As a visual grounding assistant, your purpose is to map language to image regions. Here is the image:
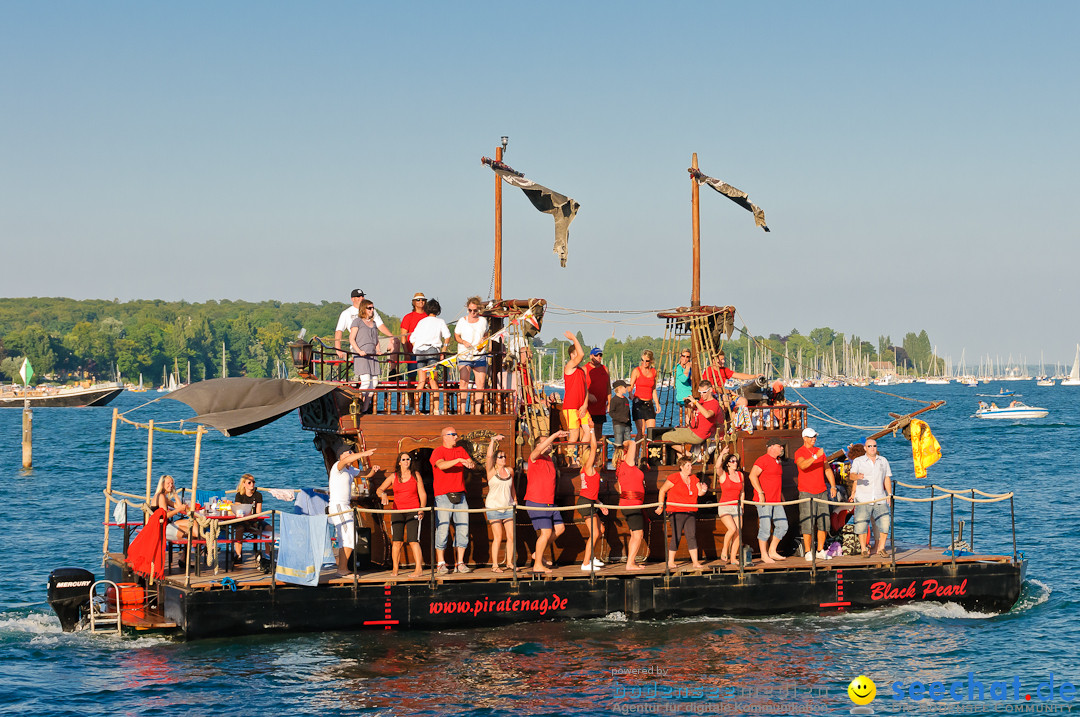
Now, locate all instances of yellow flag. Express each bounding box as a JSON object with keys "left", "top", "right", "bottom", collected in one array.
[{"left": 909, "top": 419, "right": 941, "bottom": 479}]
